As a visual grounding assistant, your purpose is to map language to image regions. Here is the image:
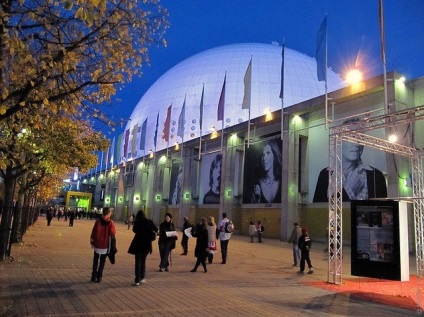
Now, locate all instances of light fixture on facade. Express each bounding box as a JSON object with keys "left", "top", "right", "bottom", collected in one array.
[{"left": 345, "top": 68, "right": 363, "bottom": 85}]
